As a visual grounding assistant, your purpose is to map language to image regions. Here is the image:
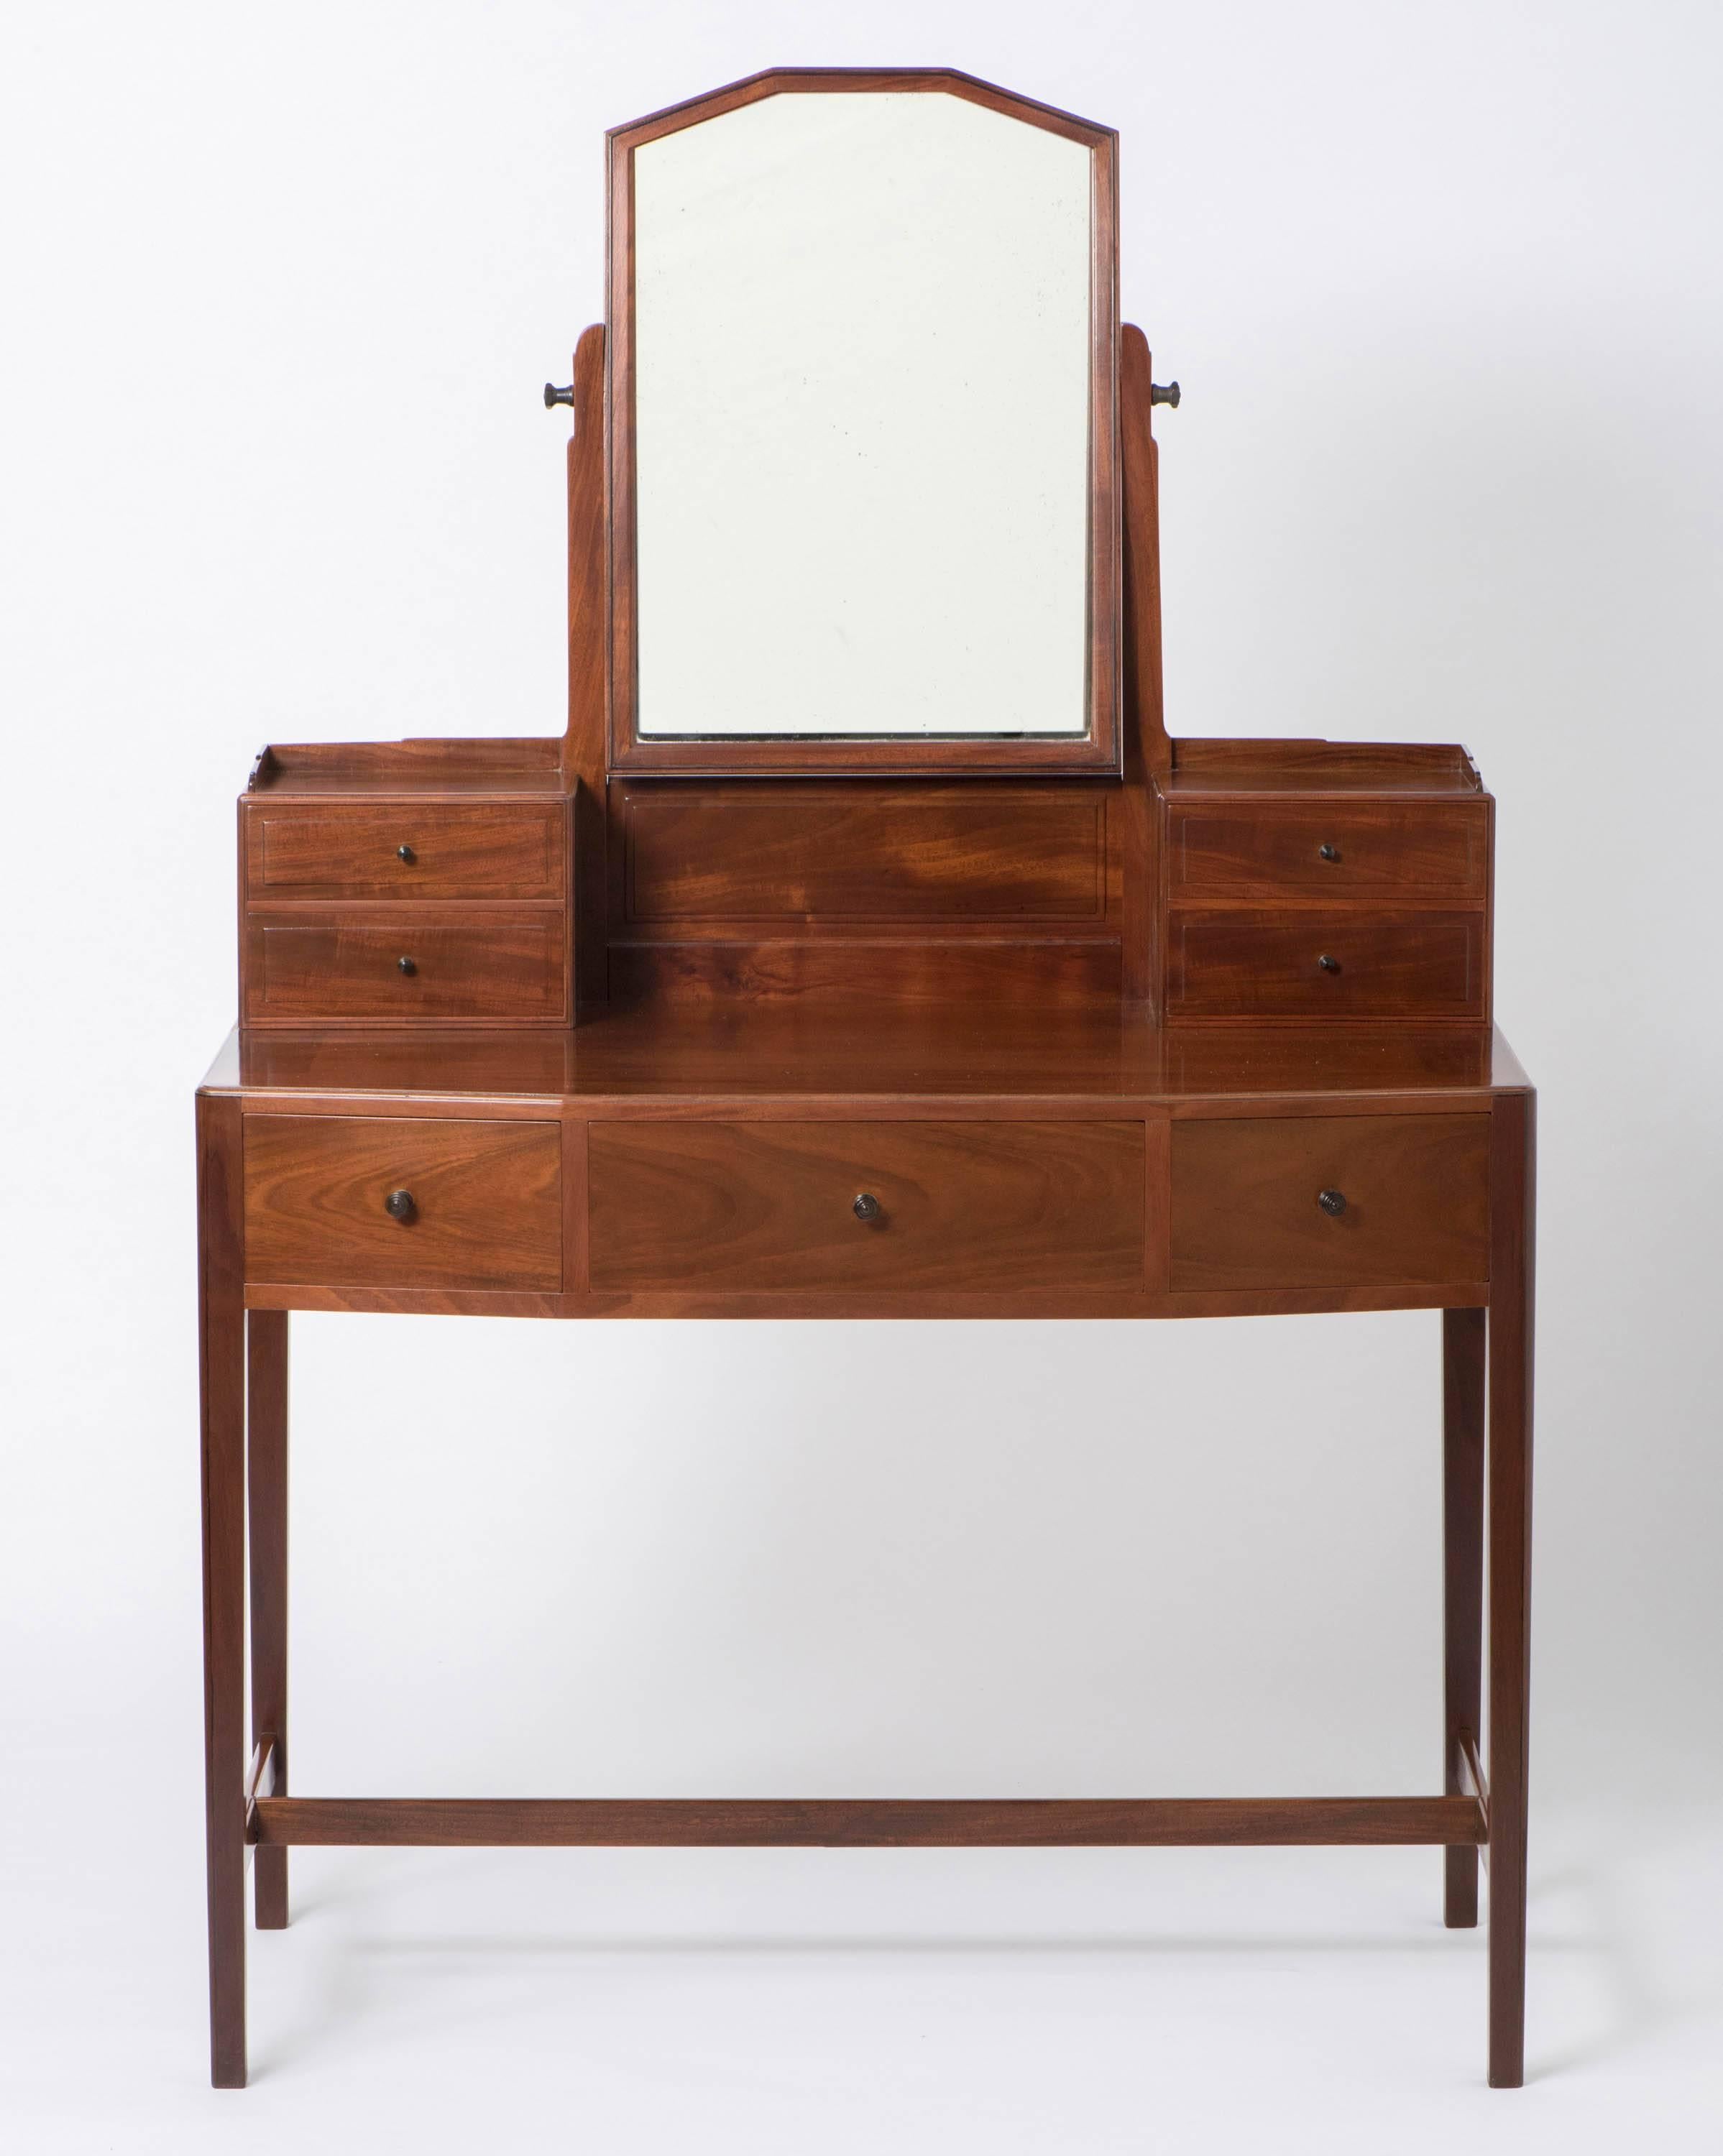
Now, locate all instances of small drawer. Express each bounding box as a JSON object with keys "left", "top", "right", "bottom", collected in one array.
[
  {"left": 245, "top": 803, "right": 567, "bottom": 900},
  {"left": 1170, "top": 1112, "right": 1489, "bottom": 1291},
  {"left": 589, "top": 1120, "right": 1145, "bottom": 1294},
  {"left": 1168, "top": 801, "right": 1487, "bottom": 898},
  {"left": 1165, "top": 907, "right": 1484, "bottom": 1020},
  {"left": 244, "top": 1115, "right": 562, "bottom": 1290},
  {"left": 244, "top": 910, "right": 566, "bottom": 1023}
]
